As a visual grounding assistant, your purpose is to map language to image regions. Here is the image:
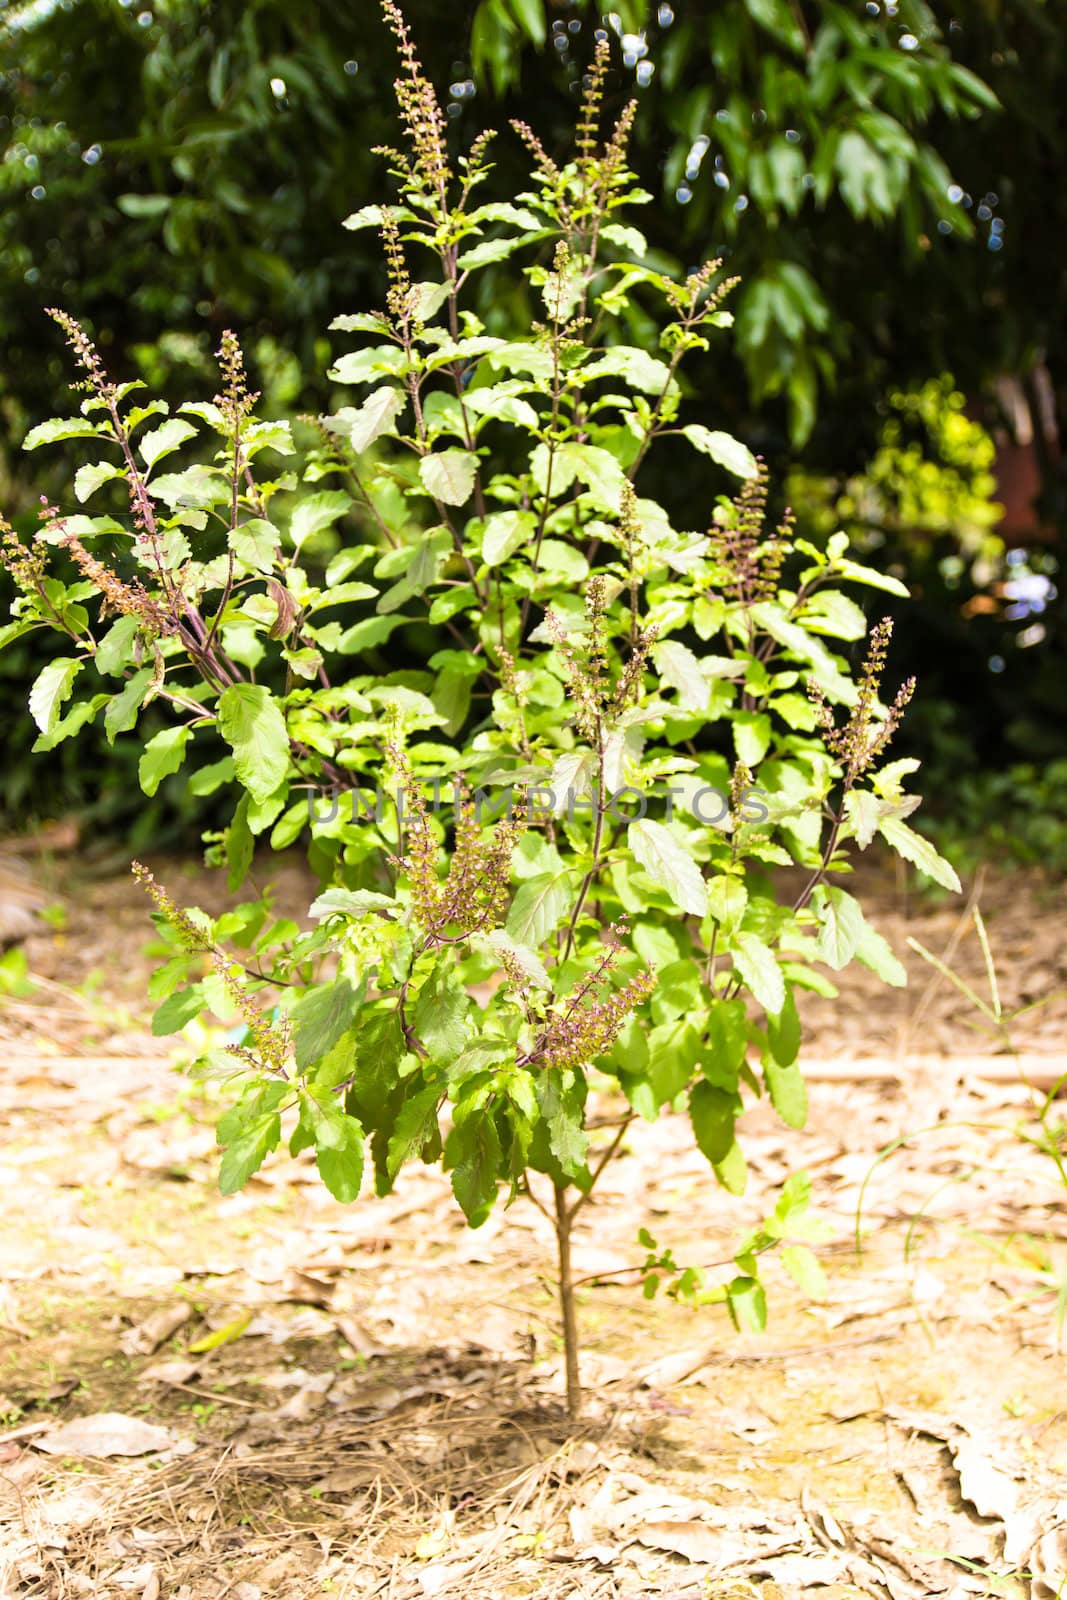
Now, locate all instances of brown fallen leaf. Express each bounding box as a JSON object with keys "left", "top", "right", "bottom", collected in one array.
[
  {"left": 1003, "top": 1497, "right": 1067, "bottom": 1599},
  {"left": 0, "top": 1418, "right": 53, "bottom": 1446},
  {"left": 632, "top": 1519, "right": 723, "bottom": 1563},
  {"left": 335, "top": 1314, "right": 388, "bottom": 1358},
  {"left": 637, "top": 1344, "right": 716, "bottom": 1390},
  {"left": 120, "top": 1302, "right": 193, "bottom": 1356},
  {"left": 313, "top": 1463, "right": 380, "bottom": 1494},
  {"left": 948, "top": 1433, "right": 1020, "bottom": 1521},
  {"left": 32, "top": 1413, "right": 176, "bottom": 1458},
  {"left": 275, "top": 1379, "right": 334, "bottom": 1421},
  {"left": 109, "top": 1563, "right": 157, "bottom": 1592},
  {"left": 1029, "top": 1516, "right": 1067, "bottom": 1600},
  {"left": 137, "top": 1359, "right": 202, "bottom": 1386},
  {"left": 278, "top": 1269, "right": 336, "bottom": 1307},
  {"left": 33, "top": 1378, "right": 80, "bottom": 1404}
]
